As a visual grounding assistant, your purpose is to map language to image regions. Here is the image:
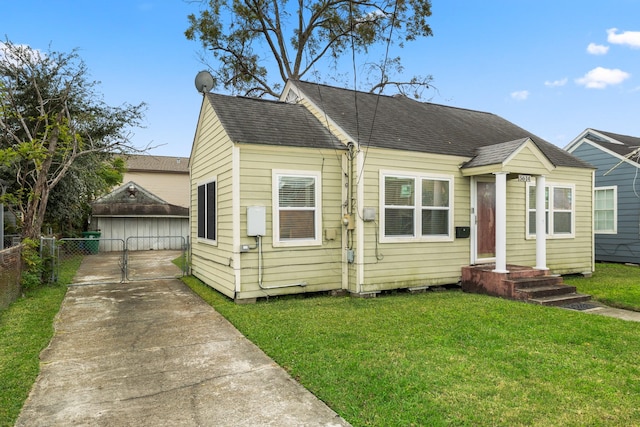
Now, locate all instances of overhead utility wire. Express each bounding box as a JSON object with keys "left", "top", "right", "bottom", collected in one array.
[{"left": 355, "top": 0, "right": 399, "bottom": 187}]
